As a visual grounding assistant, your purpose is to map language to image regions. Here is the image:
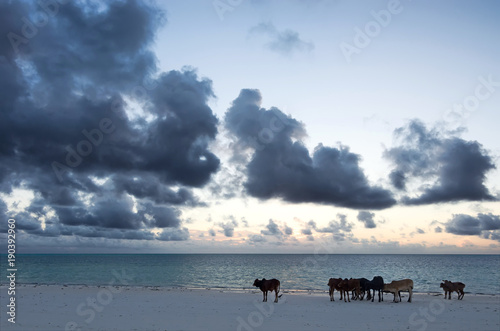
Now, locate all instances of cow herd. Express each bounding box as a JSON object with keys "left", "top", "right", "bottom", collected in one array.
[
  {"left": 327, "top": 277, "right": 413, "bottom": 303},
  {"left": 253, "top": 277, "right": 466, "bottom": 303}
]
